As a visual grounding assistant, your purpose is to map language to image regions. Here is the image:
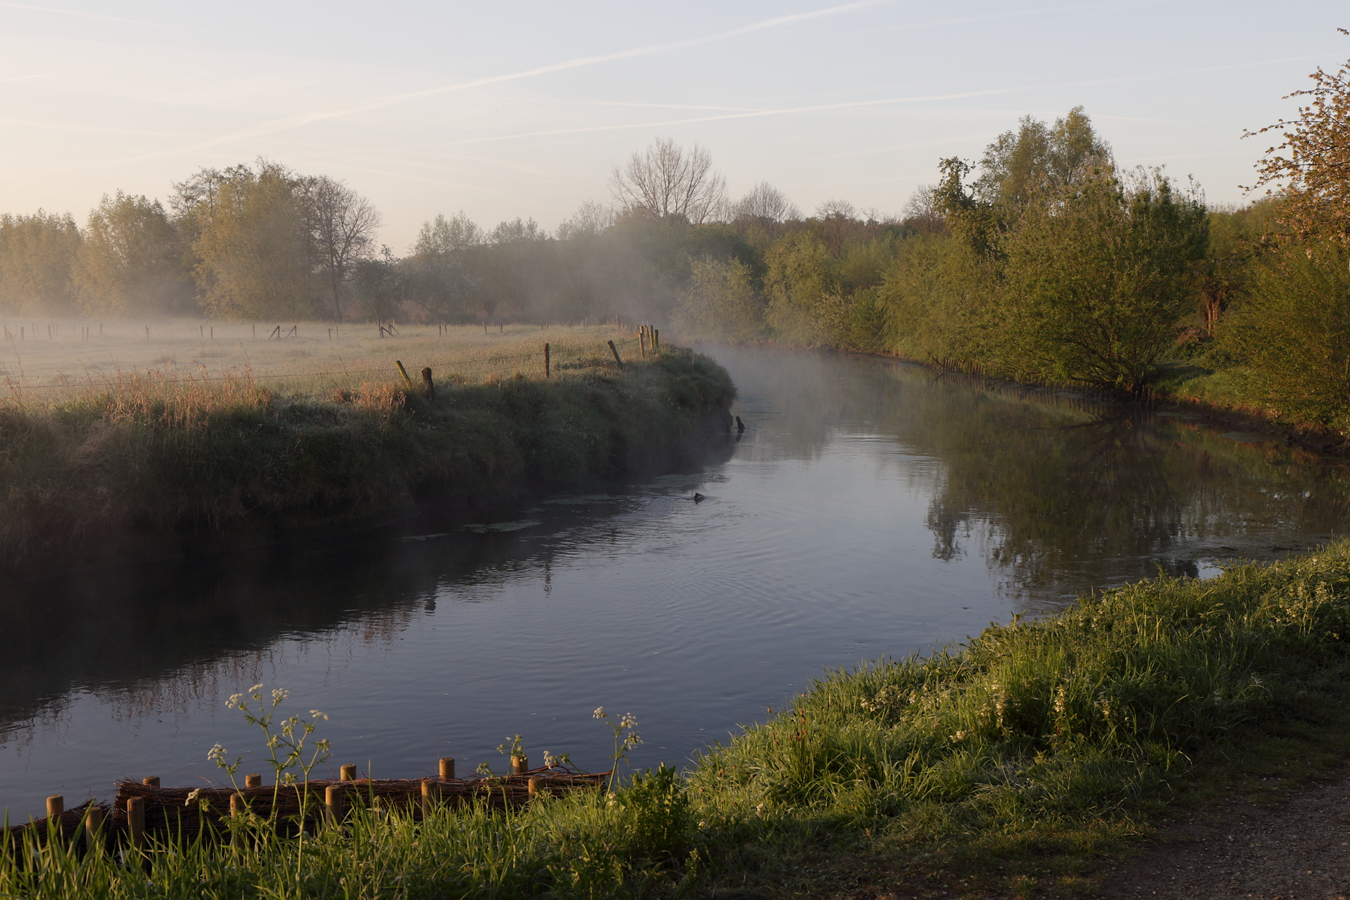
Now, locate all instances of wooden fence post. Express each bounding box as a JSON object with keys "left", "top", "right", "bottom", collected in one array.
[
  {"left": 544, "top": 343, "right": 551, "bottom": 379},
  {"left": 127, "top": 796, "right": 145, "bottom": 856},
  {"left": 439, "top": 757, "right": 455, "bottom": 780},
  {"left": 325, "top": 784, "right": 345, "bottom": 827},
  {"left": 84, "top": 806, "right": 103, "bottom": 855},
  {"left": 607, "top": 341, "right": 624, "bottom": 370}
]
